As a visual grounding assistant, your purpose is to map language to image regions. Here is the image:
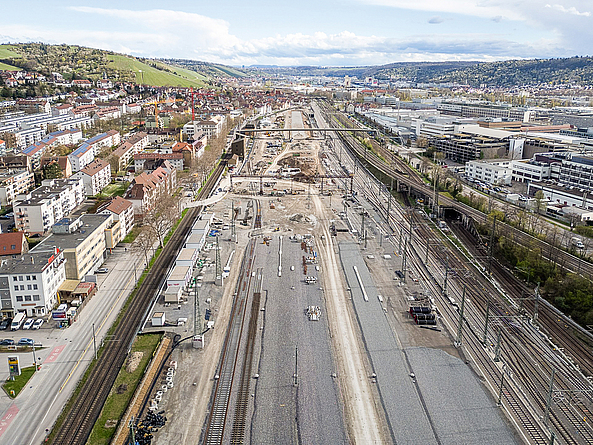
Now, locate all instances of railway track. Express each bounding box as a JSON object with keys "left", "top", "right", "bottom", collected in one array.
[
  {"left": 319, "top": 100, "right": 593, "bottom": 280},
  {"left": 203, "top": 238, "right": 257, "bottom": 445},
  {"left": 320, "top": 118, "right": 583, "bottom": 443},
  {"left": 50, "top": 159, "right": 228, "bottom": 445}
]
